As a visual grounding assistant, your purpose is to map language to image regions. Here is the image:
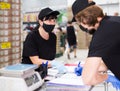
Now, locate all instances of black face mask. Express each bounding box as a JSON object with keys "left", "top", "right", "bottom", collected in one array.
[
  {"left": 79, "top": 25, "right": 88, "bottom": 33},
  {"left": 43, "top": 23, "right": 55, "bottom": 33},
  {"left": 88, "top": 29, "right": 96, "bottom": 34},
  {"left": 79, "top": 25, "right": 96, "bottom": 35}
]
